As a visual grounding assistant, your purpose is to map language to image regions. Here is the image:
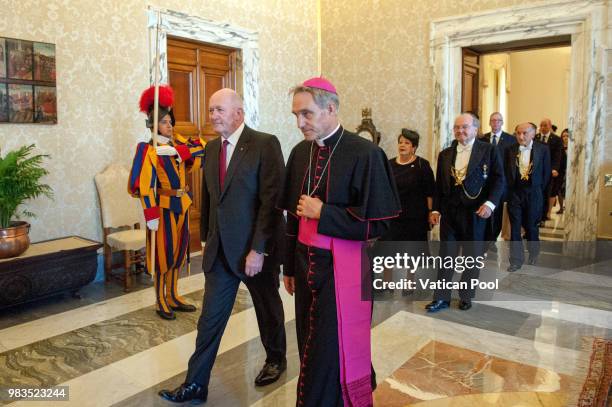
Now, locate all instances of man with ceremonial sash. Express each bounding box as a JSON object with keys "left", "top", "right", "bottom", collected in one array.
[
  {"left": 279, "top": 77, "right": 400, "bottom": 406},
  {"left": 506, "top": 122, "right": 551, "bottom": 272},
  {"left": 428, "top": 113, "right": 505, "bottom": 312}
]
